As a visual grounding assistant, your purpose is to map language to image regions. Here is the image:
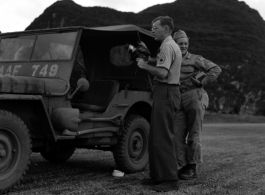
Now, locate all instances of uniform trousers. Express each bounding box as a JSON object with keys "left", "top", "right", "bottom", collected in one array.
[
  {"left": 149, "top": 82, "right": 181, "bottom": 181},
  {"left": 175, "top": 88, "right": 209, "bottom": 166}
]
